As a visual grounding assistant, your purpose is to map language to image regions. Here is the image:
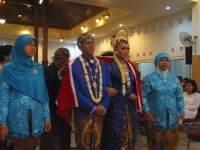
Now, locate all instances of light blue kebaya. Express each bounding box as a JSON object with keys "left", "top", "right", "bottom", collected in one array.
[
  {"left": 142, "top": 53, "right": 184, "bottom": 131},
  {"left": 0, "top": 34, "right": 50, "bottom": 138}
]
